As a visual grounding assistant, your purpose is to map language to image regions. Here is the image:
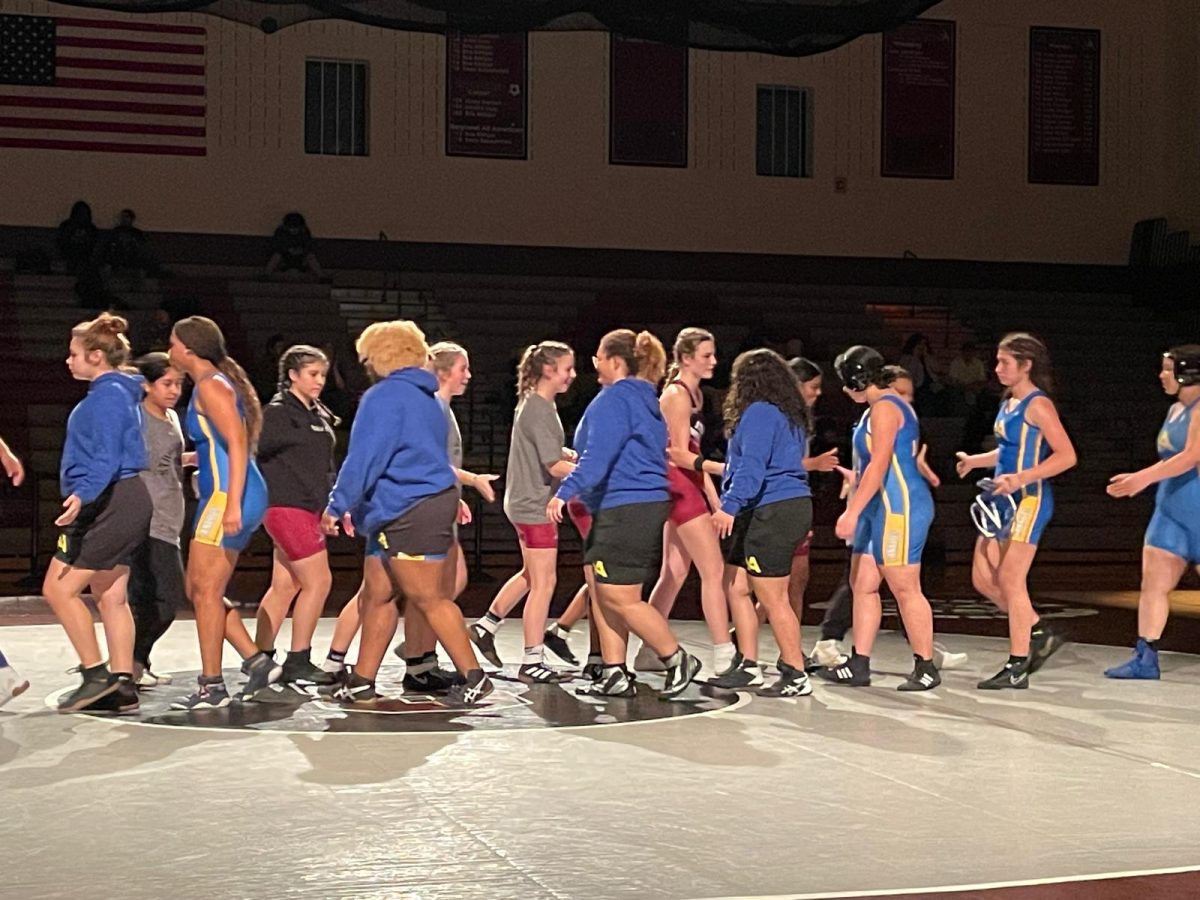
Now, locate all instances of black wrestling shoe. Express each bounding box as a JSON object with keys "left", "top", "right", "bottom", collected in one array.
[
  {"left": 708, "top": 656, "right": 763, "bottom": 689},
  {"left": 897, "top": 655, "right": 941, "bottom": 692},
  {"left": 518, "top": 662, "right": 569, "bottom": 684},
  {"left": 660, "top": 650, "right": 702, "bottom": 699},
  {"left": 402, "top": 666, "right": 456, "bottom": 694},
  {"left": 238, "top": 652, "right": 283, "bottom": 701},
  {"left": 577, "top": 665, "right": 637, "bottom": 697},
  {"left": 87, "top": 674, "right": 140, "bottom": 714},
  {"left": 977, "top": 657, "right": 1030, "bottom": 690},
  {"left": 57, "top": 663, "right": 117, "bottom": 712},
  {"left": 542, "top": 629, "right": 579, "bottom": 666},
  {"left": 1028, "top": 624, "right": 1067, "bottom": 674},
  {"left": 815, "top": 652, "right": 871, "bottom": 687},
  {"left": 446, "top": 669, "right": 494, "bottom": 706},
  {"left": 282, "top": 654, "right": 337, "bottom": 687},
  {"left": 759, "top": 662, "right": 813, "bottom": 697},
  {"left": 332, "top": 672, "right": 377, "bottom": 703},
  {"left": 470, "top": 623, "right": 503, "bottom": 668}
]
